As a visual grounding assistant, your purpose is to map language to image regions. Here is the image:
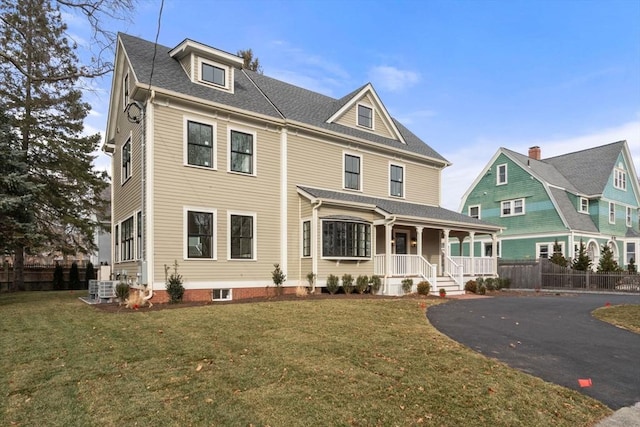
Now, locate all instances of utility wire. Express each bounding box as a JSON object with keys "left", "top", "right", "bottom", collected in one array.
[{"left": 147, "top": 0, "right": 165, "bottom": 92}]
